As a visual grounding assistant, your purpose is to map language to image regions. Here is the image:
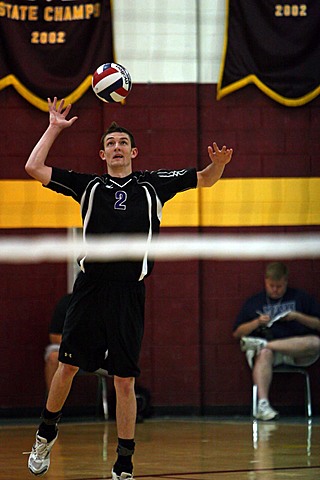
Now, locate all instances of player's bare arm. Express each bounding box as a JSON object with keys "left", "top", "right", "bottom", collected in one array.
[
  {"left": 197, "top": 142, "right": 233, "bottom": 188},
  {"left": 25, "top": 97, "right": 78, "bottom": 186}
]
